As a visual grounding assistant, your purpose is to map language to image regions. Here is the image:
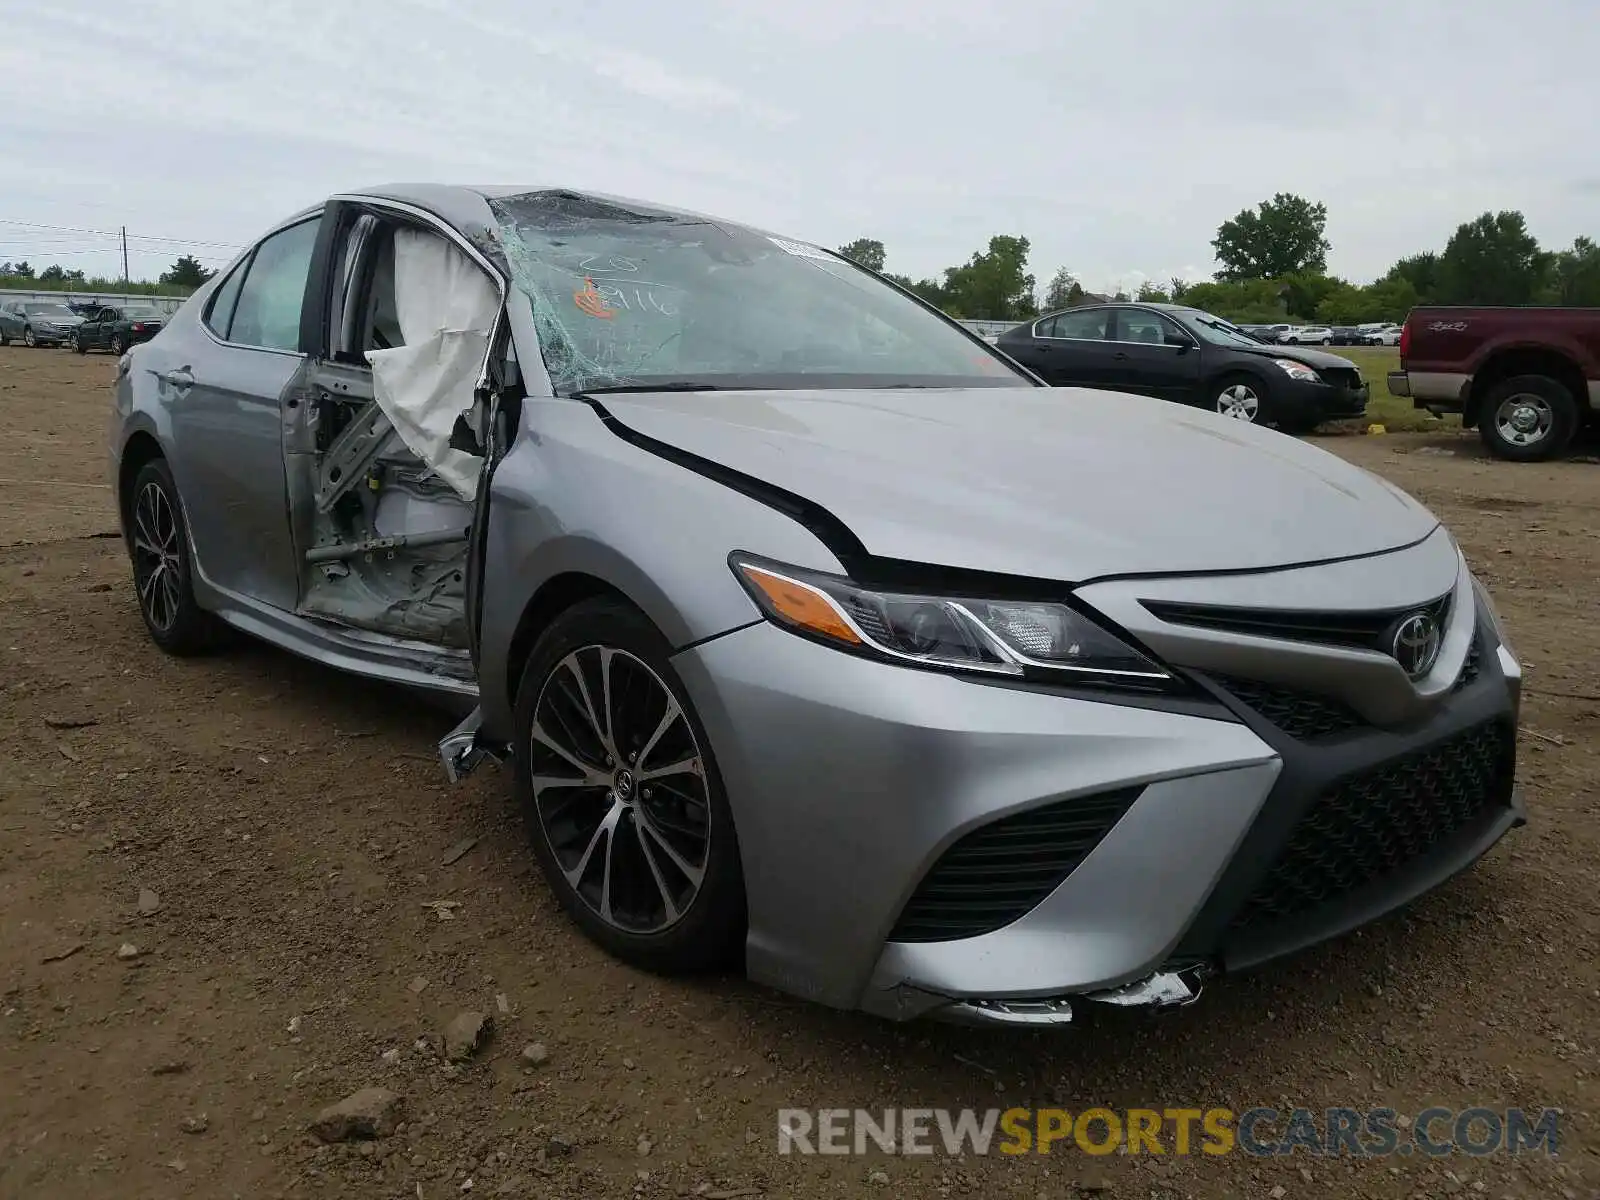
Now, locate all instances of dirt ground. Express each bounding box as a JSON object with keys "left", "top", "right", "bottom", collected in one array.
[{"left": 1, "top": 344, "right": 1595, "bottom": 1200}]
